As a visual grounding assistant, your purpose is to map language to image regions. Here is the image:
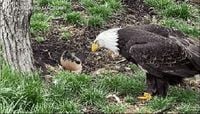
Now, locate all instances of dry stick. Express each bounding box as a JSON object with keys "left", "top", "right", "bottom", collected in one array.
[{"left": 115, "top": 58, "right": 127, "bottom": 64}]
